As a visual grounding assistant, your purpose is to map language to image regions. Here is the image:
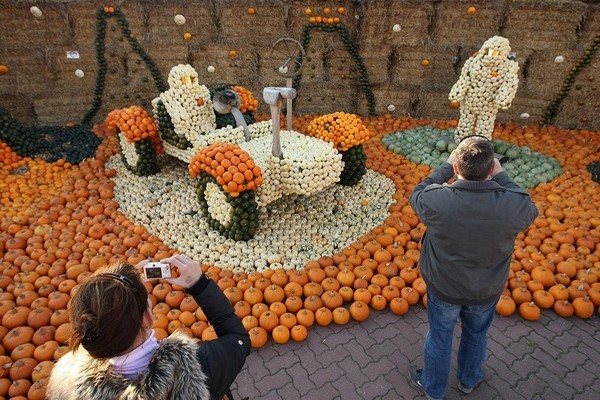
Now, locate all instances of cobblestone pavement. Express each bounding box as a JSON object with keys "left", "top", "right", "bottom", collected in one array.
[{"left": 231, "top": 305, "right": 600, "bottom": 400}]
